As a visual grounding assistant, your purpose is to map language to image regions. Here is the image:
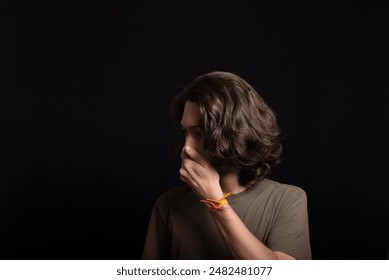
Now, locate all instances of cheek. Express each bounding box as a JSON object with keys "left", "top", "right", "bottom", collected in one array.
[
  {"left": 192, "top": 141, "right": 204, "bottom": 154},
  {"left": 185, "top": 137, "right": 205, "bottom": 156},
  {"left": 197, "top": 138, "right": 208, "bottom": 157},
  {"left": 184, "top": 134, "right": 205, "bottom": 151}
]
